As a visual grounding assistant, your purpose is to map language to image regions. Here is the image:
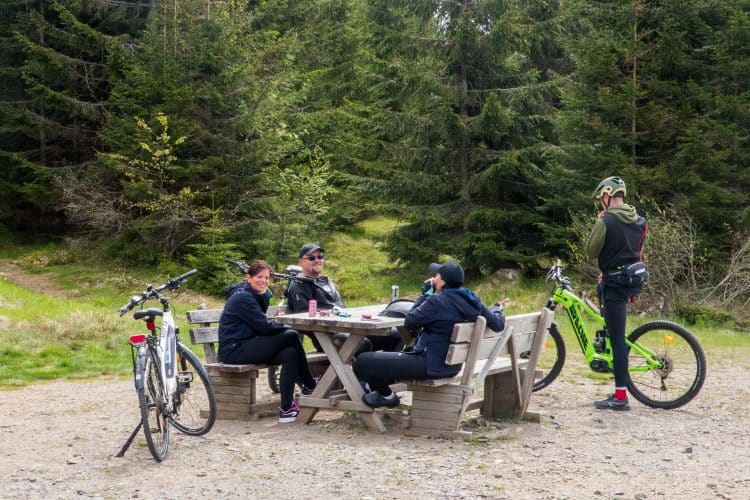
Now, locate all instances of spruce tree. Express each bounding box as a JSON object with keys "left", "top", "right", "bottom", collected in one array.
[
  {"left": 364, "top": 0, "right": 563, "bottom": 273},
  {"left": 554, "top": 0, "right": 750, "bottom": 269}
]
